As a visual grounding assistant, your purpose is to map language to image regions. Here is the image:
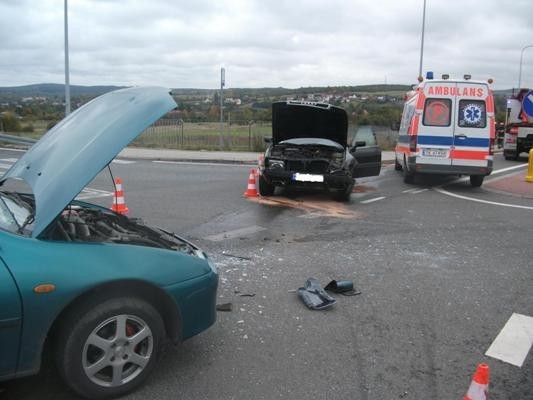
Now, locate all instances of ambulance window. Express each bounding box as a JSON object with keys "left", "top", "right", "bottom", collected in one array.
[
  {"left": 458, "top": 100, "right": 486, "bottom": 128},
  {"left": 423, "top": 98, "right": 451, "bottom": 127}
]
